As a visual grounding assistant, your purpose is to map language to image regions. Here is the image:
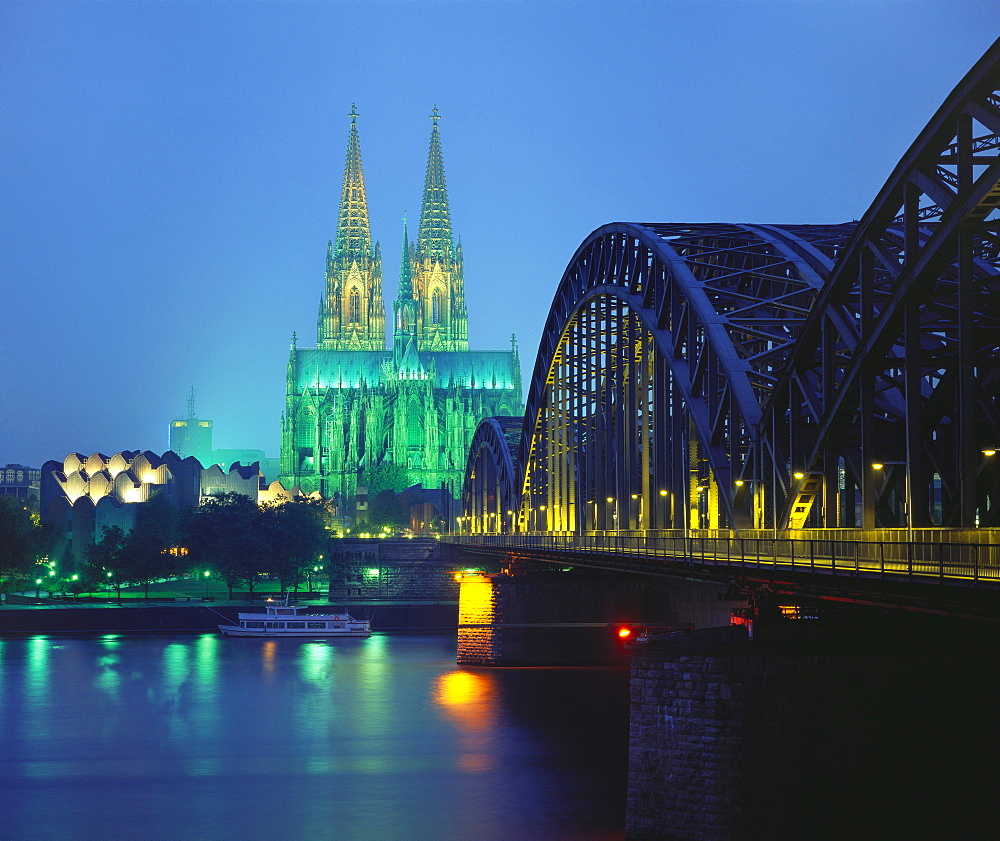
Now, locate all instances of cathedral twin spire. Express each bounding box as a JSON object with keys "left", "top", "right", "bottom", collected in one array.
[
  {"left": 318, "top": 106, "right": 468, "bottom": 353},
  {"left": 335, "top": 104, "right": 373, "bottom": 259}
]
